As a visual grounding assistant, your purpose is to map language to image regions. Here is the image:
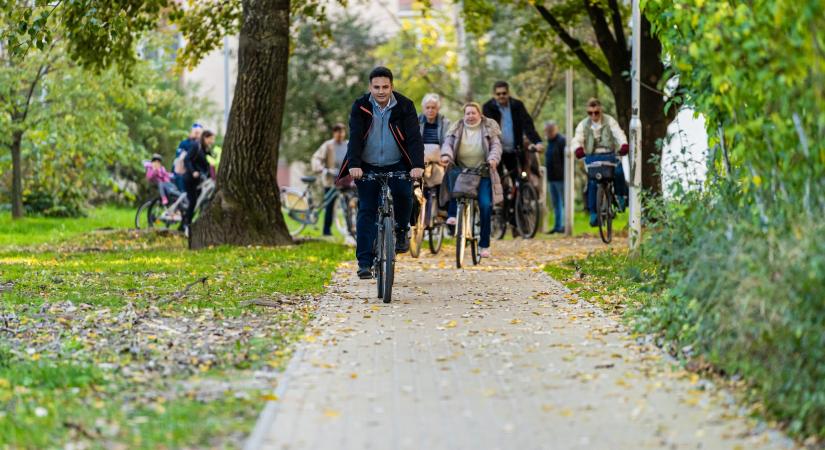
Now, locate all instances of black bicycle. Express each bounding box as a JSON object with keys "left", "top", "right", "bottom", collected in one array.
[
  {"left": 492, "top": 159, "right": 540, "bottom": 240},
  {"left": 586, "top": 158, "right": 618, "bottom": 244},
  {"left": 360, "top": 171, "right": 411, "bottom": 304}
]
